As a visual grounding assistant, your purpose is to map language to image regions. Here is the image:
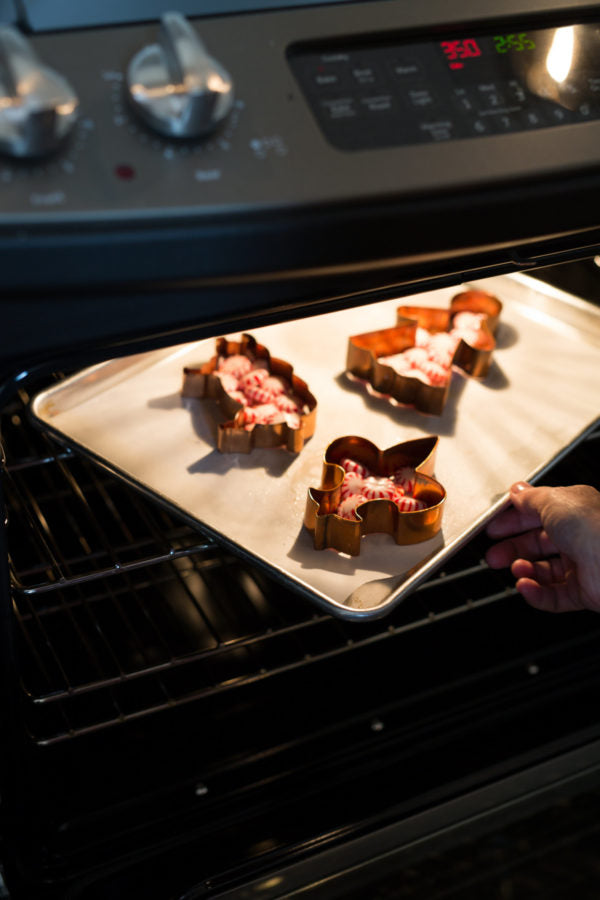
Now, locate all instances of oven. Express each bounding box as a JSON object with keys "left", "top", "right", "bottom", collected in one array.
[{"left": 1, "top": 3, "right": 600, "bottom": 898}]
